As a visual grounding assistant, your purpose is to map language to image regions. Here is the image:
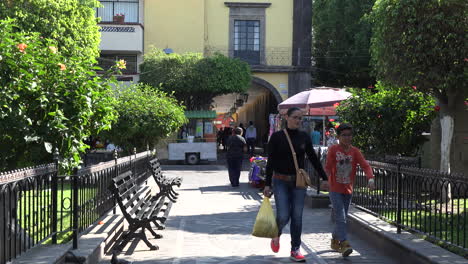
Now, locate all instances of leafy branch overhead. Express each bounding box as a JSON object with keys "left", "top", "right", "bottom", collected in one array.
[
  {"left": 337, "top": 83, "right": 435, "bottom": 156},
  {"left": 312, "top": 0, "right": 375, "bottom": 88},
  {"left": 370, "top": 0, "right": 467, "bottom": 110},
  {"left": 139, "top": 48, "right": 252, "bottom": 110}
]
